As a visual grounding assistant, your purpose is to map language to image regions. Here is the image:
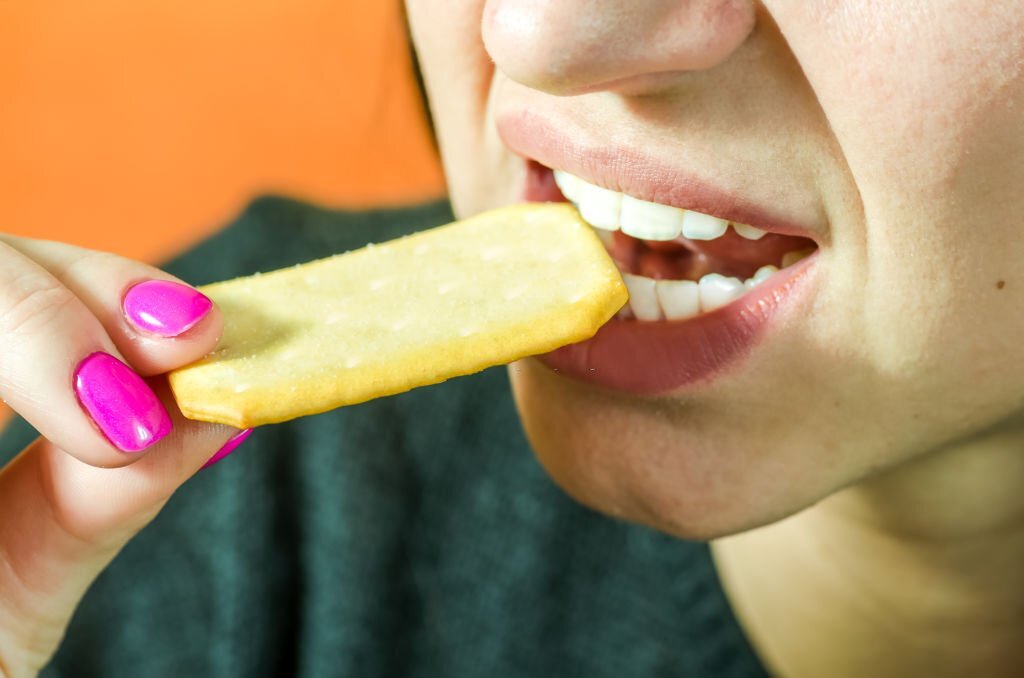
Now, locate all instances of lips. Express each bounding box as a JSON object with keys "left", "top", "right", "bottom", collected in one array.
[
  {"left": 540, "top": 248, "right": 818, "bottom": 394},
  {"left": 503, "top": 117, "right": 822, "bottom": 394},
  {"left": 499, "top": 108, "right": 826, "bottom": 242}
]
